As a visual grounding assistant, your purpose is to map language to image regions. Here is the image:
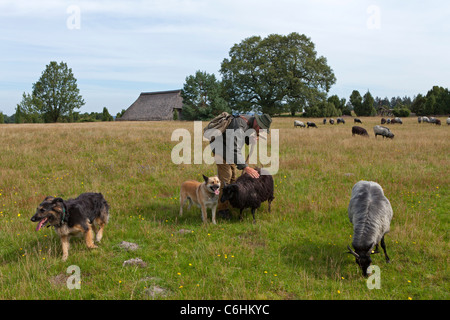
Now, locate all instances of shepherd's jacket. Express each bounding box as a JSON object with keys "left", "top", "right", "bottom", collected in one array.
[{"left": 210, "top": 115, "right": 253, "bottom": 170}]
